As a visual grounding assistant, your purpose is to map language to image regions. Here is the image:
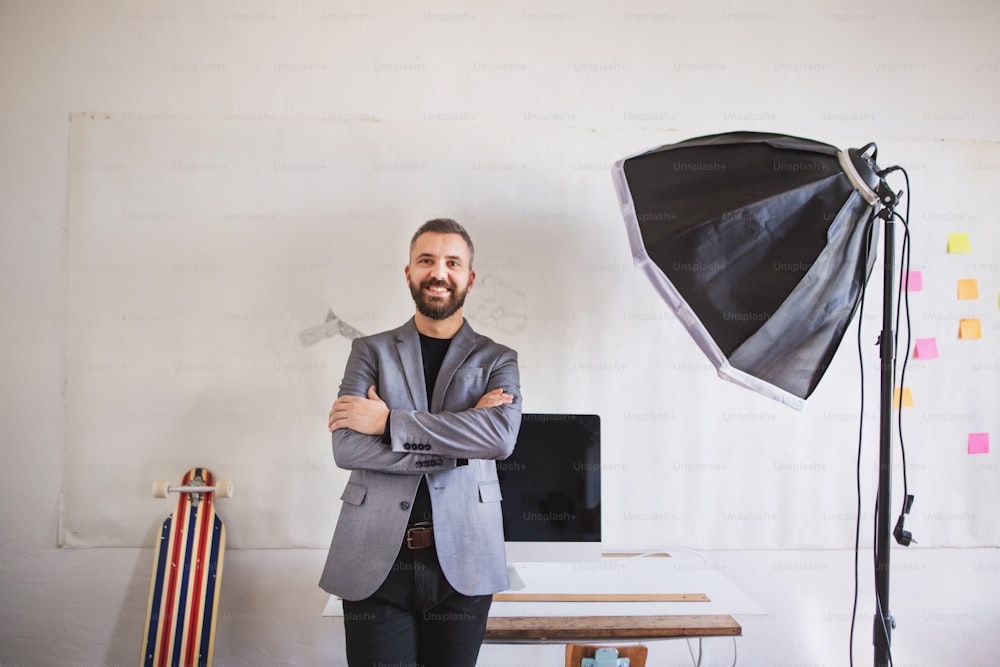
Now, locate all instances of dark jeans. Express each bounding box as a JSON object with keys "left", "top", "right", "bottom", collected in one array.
[{"left": 342, "top": 540, "right": 492, "bottom": 667}]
